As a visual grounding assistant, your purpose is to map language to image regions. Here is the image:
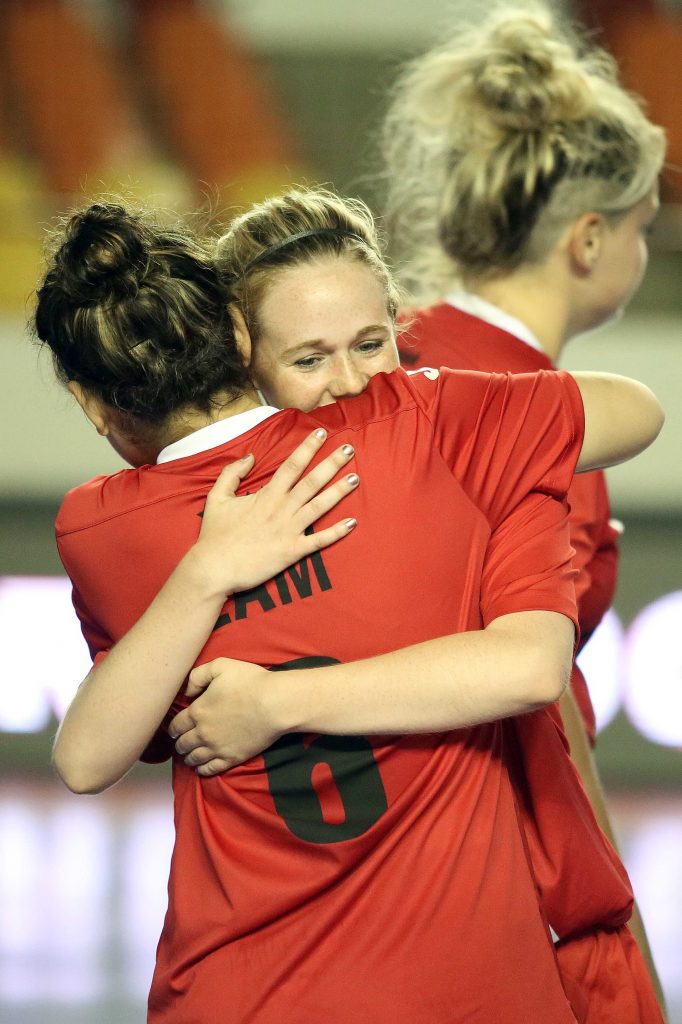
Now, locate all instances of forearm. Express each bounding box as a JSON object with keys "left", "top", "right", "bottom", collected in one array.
[
  {"left": 53, "top": 547, "right": 227, "bottom": 793},
  {"left": 269, "top": 613, "right": 574, "bottom": 737}
]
